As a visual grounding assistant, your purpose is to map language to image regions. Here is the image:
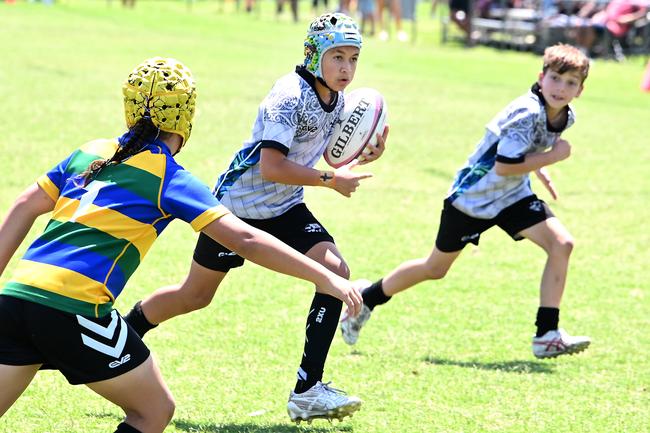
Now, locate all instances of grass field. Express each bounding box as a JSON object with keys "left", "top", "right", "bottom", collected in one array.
[{"left": 1, "top": 1, "right": 649, "bottom": 432}]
